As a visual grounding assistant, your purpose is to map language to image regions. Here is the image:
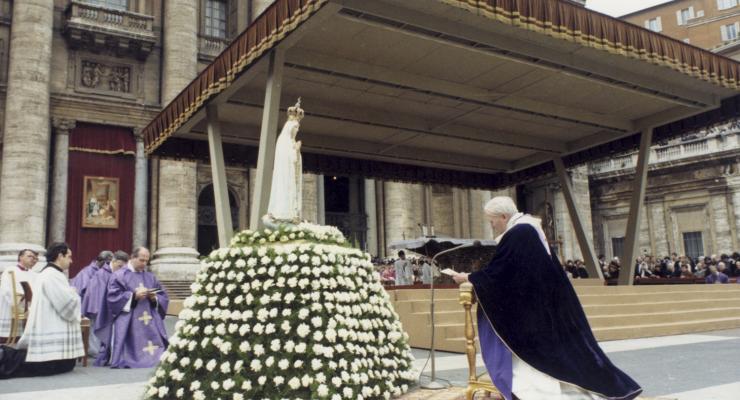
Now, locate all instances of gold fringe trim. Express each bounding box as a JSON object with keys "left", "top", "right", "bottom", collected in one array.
[
  {"left": 145, "top": 0, "right": 328, "bottom": 155},
  {"left": 69, "top": 147, "right": 135, "bottom": 156},
  {"left": 440, "top": 0, "right": 739, "bottom": 90},
  {"left": 146, "top": 0, "right": 739, "bottom": 156}
]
